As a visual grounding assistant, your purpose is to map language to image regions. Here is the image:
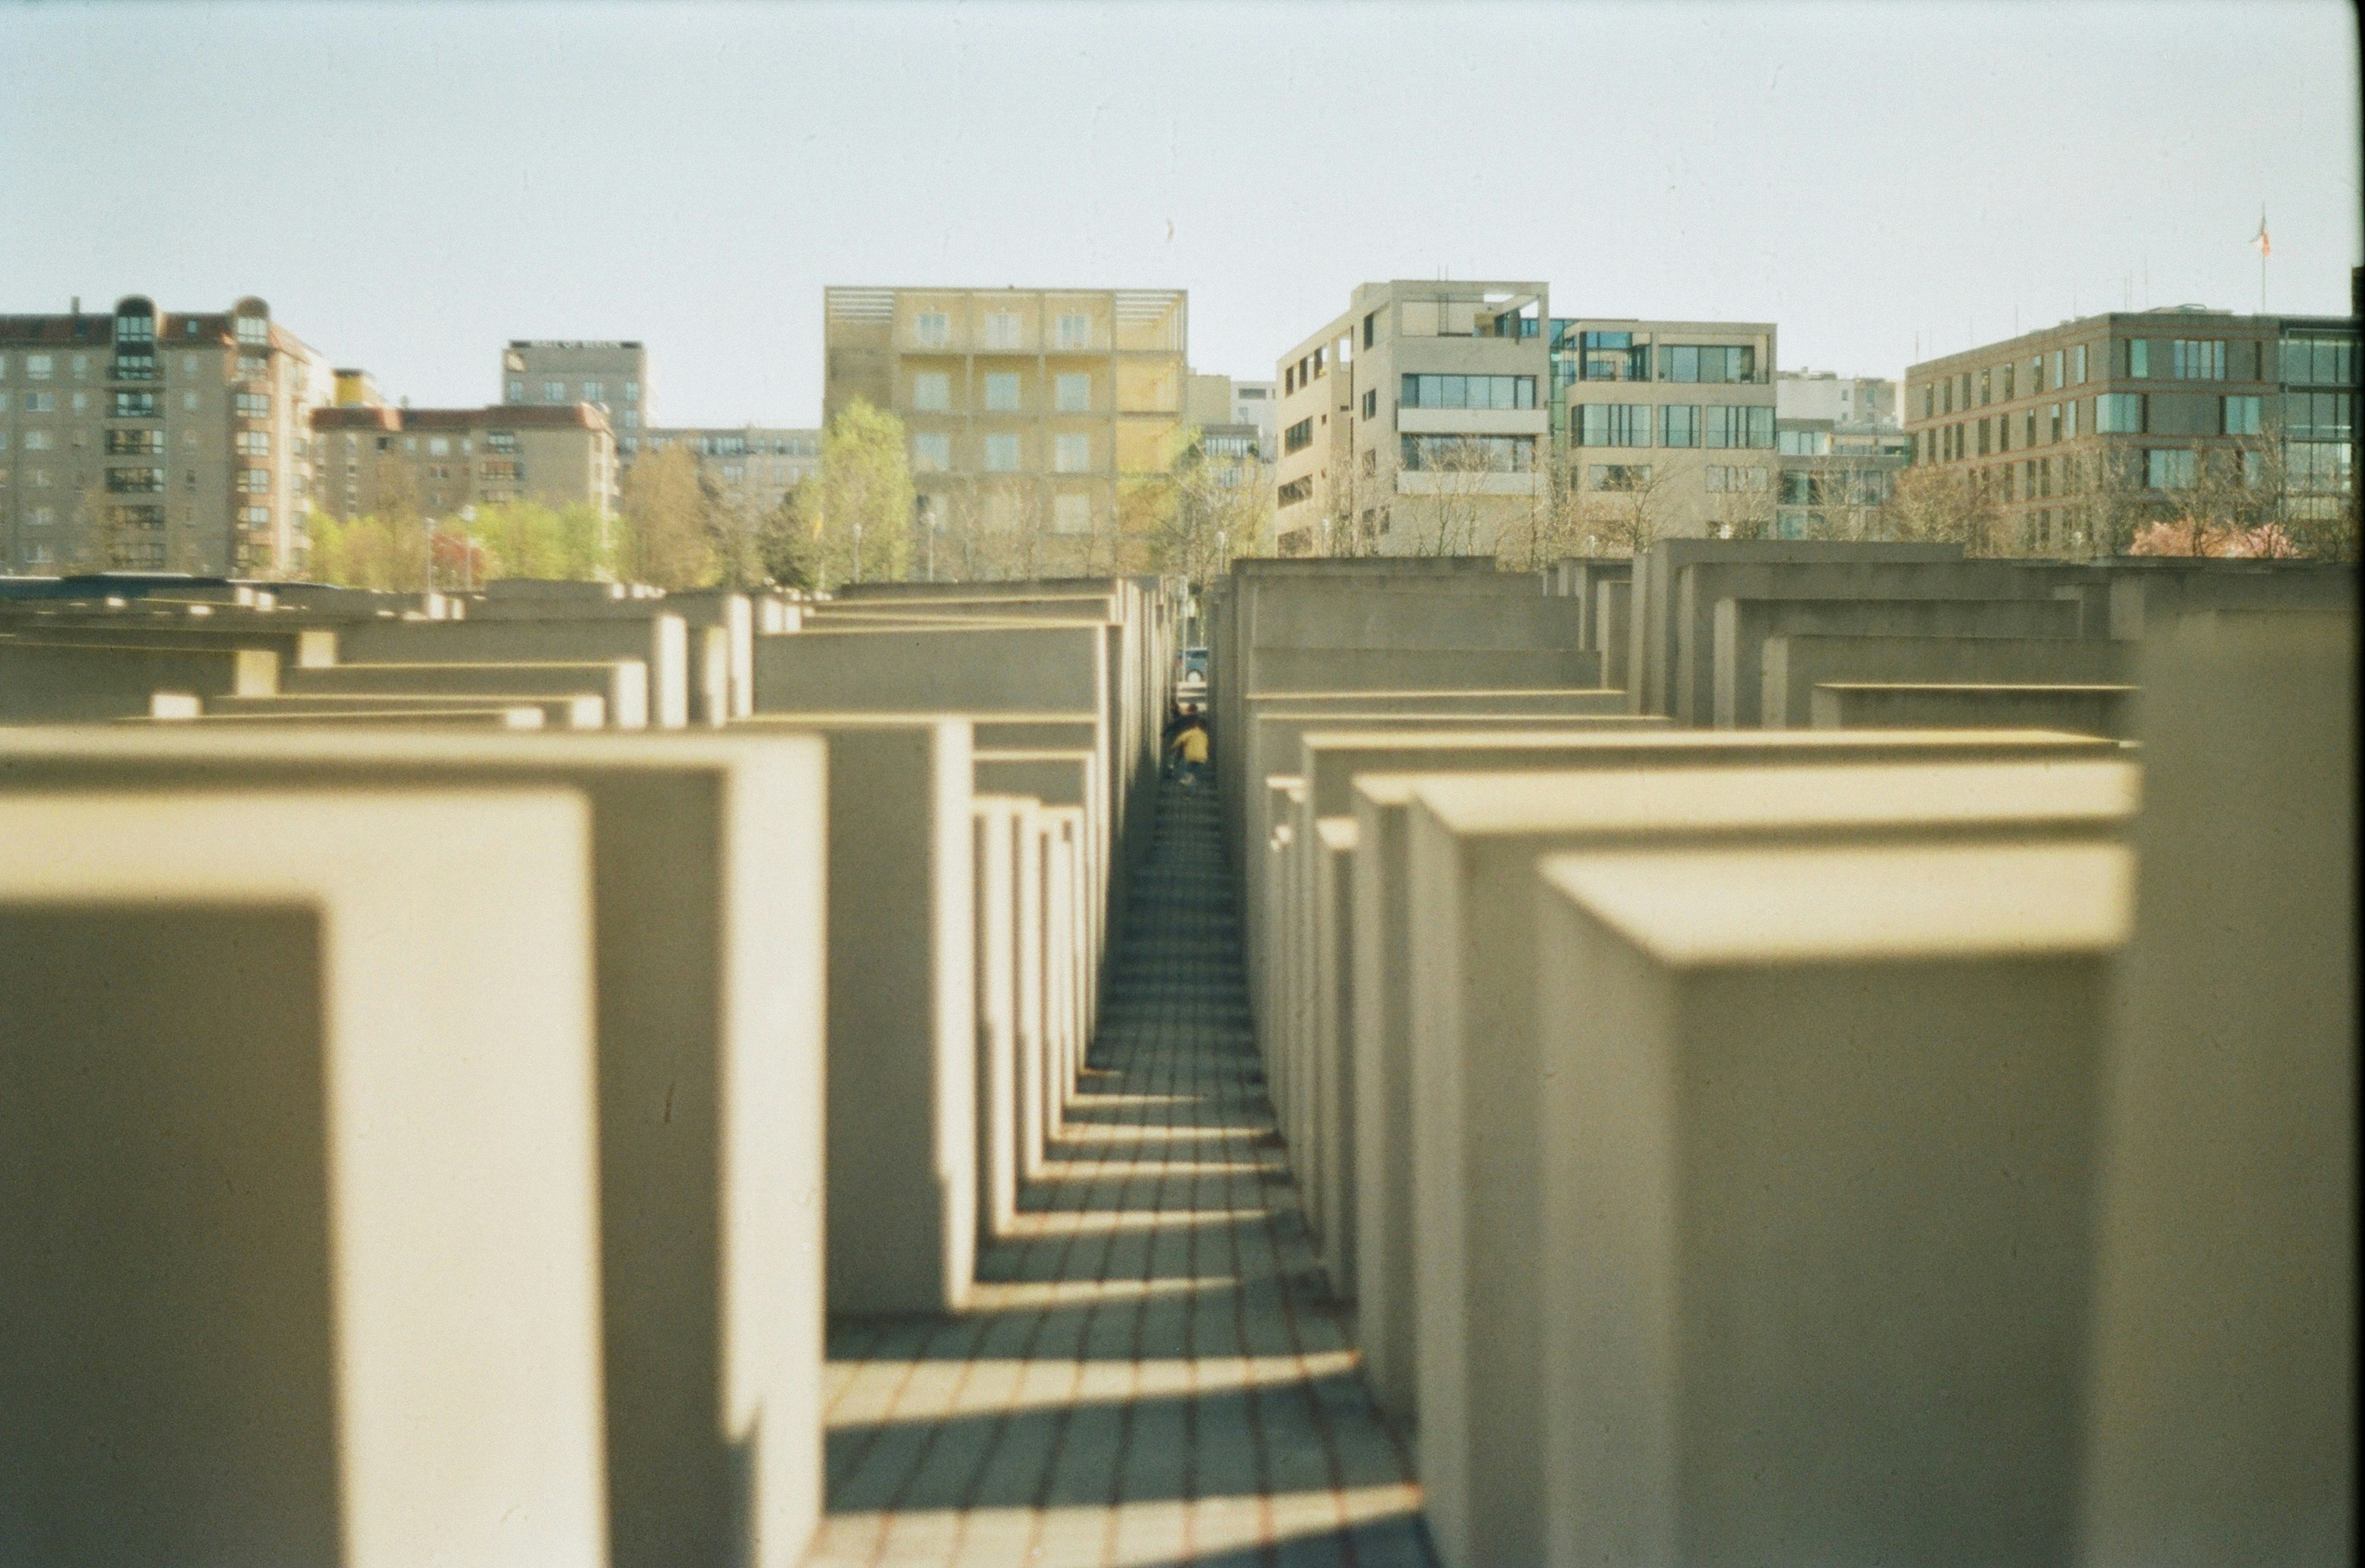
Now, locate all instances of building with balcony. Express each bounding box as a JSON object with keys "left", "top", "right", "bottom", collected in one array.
[
  {"left": 1273, "top": 281, "right": 1551, "bottom": 556},
  {"left": 503, "top": 340, "right": 649, "bottom": 456},
  {"left": 1547, "top": 316, "right": 1780, "bottom": 546},
  {"left": 822, "top": 286, "right": 1187, "bottom": 574},
  {"left": 0, "top": 295, "right": 329, "bottom": 577},
  {"left": 1903, "top": 306, "right": 2358, "bottom": 555},
  {"left": 641, "top": 426, "right": 821, "bottom": 516},
  {"left": 308, "top": 400, "right": 618, "bottom": 524}
]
